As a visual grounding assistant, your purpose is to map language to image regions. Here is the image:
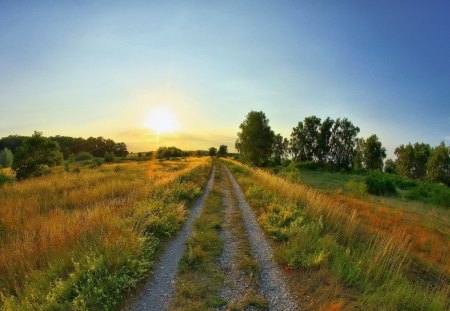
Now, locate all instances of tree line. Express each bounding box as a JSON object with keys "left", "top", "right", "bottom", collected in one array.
[
  {"left": 0, "top": 132, "right": 129, "bottom": 179},
  {"left": 235, "top": 111, "right": 449, "bottom": 185},
  {"left": 0, "top": 134, "right": 128, "bottom": 159}
]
